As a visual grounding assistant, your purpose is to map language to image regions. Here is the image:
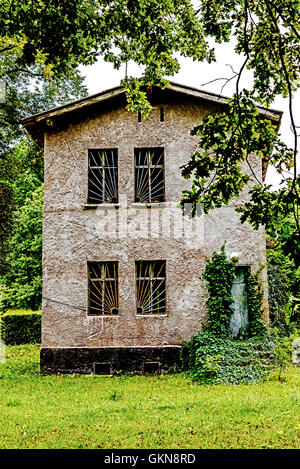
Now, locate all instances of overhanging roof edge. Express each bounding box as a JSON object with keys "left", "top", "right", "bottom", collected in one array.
[{"left": 20, "top": 81, "right": 283, "bottom": 127}]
